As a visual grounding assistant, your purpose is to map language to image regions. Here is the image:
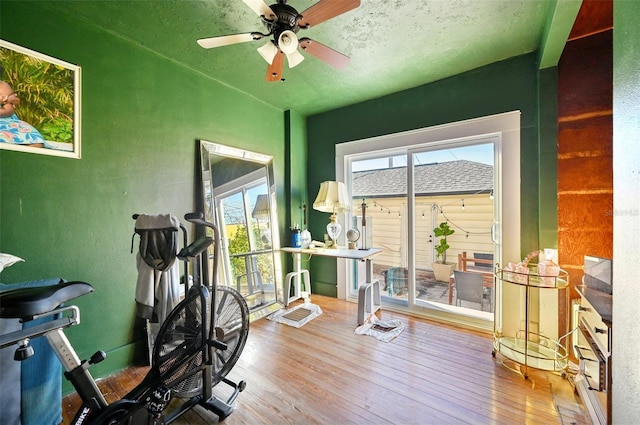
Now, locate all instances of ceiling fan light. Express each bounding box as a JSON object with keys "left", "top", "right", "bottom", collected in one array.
[
  {"left": 257, "top": 41, "right": 278, "bottom": 64},
  {"left": 277, "top": 30, "right": 304, "bottom": 68},
  {"left": 278, "top": 30, "right": 298, "bottom": 53},
  {"left": 285, "top": 49, "right": 305, "bottom": 68}
]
